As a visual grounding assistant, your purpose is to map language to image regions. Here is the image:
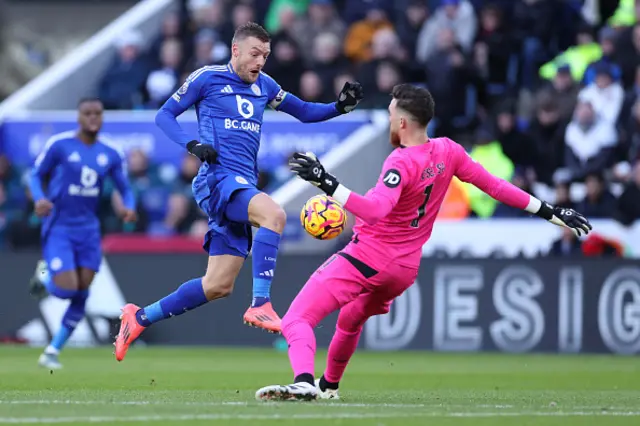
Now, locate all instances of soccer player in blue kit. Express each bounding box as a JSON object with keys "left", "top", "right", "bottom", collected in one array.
[
  {"left": 114, "top": 22, "right": 363, "bottom": 360},
  {"left": 28, "top": 98, "right": 137, "bottom": 369}
]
